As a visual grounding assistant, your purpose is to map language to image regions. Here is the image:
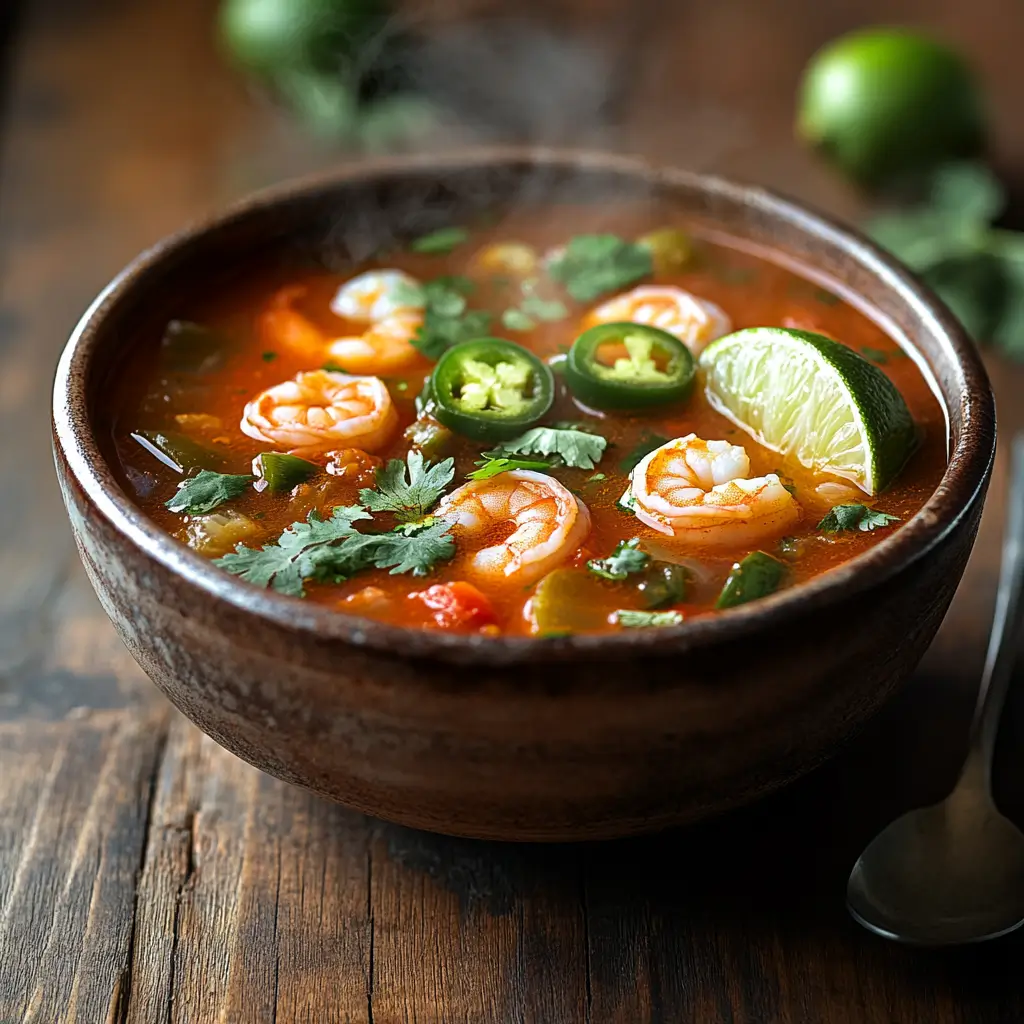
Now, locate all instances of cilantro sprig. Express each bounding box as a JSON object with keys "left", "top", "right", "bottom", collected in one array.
[
  {"left": 817, "top": 503, "right": 901, "bottom": 534},
  {"left": 359, "top": 451, "right": 455, "bottom": 525},
  {"left": 165, "top": 470, "right": 252, "bottom": 515},
  {"left": 614, "top": 609, "right": 683, "bottom": 629},
  {"left": 468, "top": 455, "right": 554, "bottom": 481},
  {"left": 547, "top": 234, "right": 652, "bottom": 302},
  {"left": 490, "top": 426, "right": 608, "bottom": 471},
  {"left": 867, "top": 162, "right": 1024, "bottom": 354},
  {"left": 587, "top": 539, "right": 650, "bottom": 581},
  {"left": 397, "top": 276, "right": 492, "bottom": 360},
  {"left": 409, "top": 227, "right": 469, "bottom": 255}
]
